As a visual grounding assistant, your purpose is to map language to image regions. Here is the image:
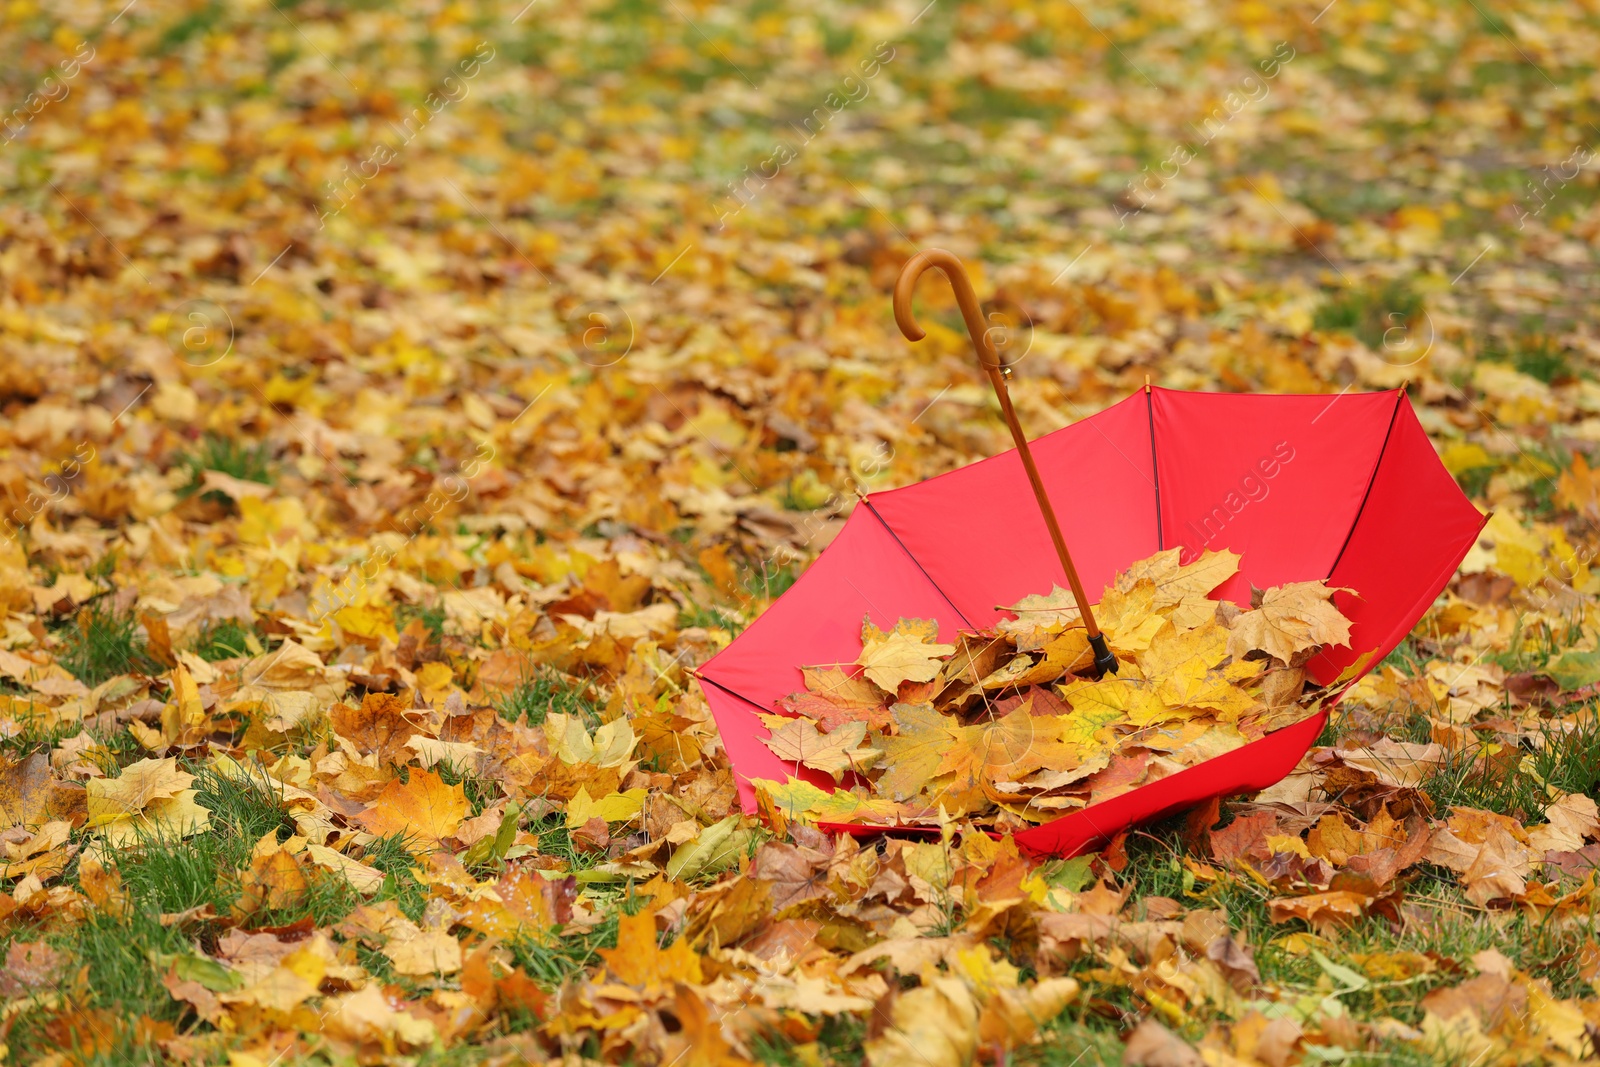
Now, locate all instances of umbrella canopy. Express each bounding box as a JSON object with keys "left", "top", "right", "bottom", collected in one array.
[{"left": 697, "top": 385, "right": 1485, "bottom": 855}]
